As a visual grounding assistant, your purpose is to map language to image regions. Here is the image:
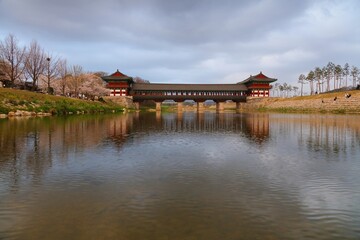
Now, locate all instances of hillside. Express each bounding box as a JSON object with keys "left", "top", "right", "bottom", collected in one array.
[{"left": 0, "top": 88, "right": 125, "bottom": 116}]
